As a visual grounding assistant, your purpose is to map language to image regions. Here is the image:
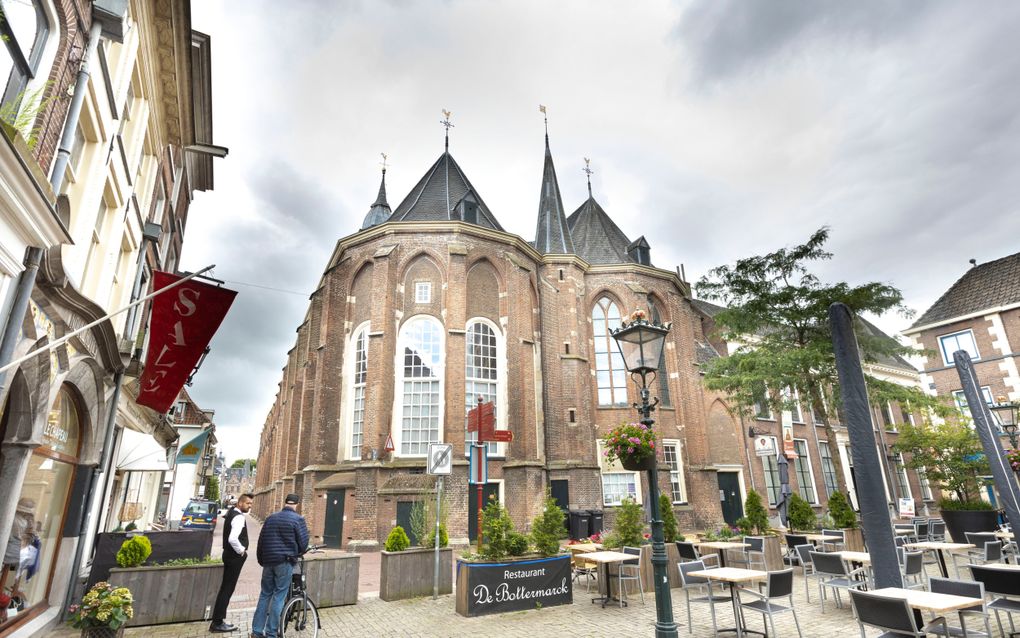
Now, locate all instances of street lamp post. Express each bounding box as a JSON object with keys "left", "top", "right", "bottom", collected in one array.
[
  {"left": 990, "top": 399, "right": 1020, "bottom": 449},
  {"left": 611, "top": 311, "right": 676, "bottom": 638}
]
